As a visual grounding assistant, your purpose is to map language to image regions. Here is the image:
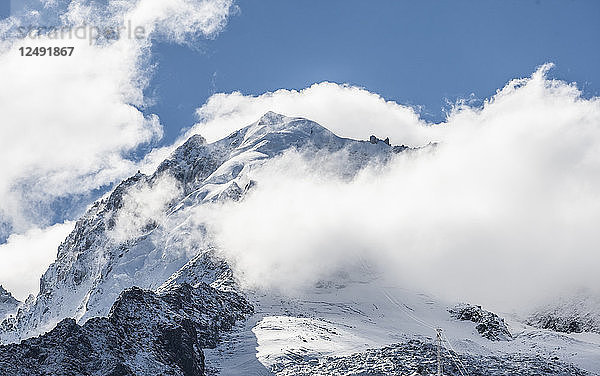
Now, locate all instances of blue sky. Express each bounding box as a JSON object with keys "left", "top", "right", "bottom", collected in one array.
[{"left": 147, "top": 0, "right": 600, "bottom": 145}]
